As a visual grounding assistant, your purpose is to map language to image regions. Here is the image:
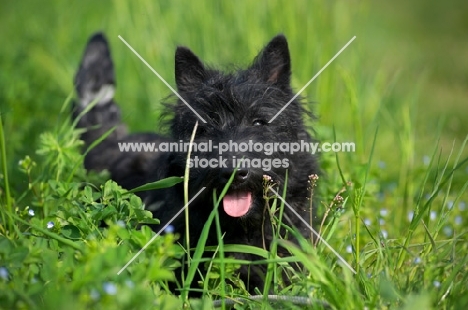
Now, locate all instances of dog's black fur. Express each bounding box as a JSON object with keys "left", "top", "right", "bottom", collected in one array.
[{"left": 73, "top": 32, "right": 319, "bottom": 293}]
